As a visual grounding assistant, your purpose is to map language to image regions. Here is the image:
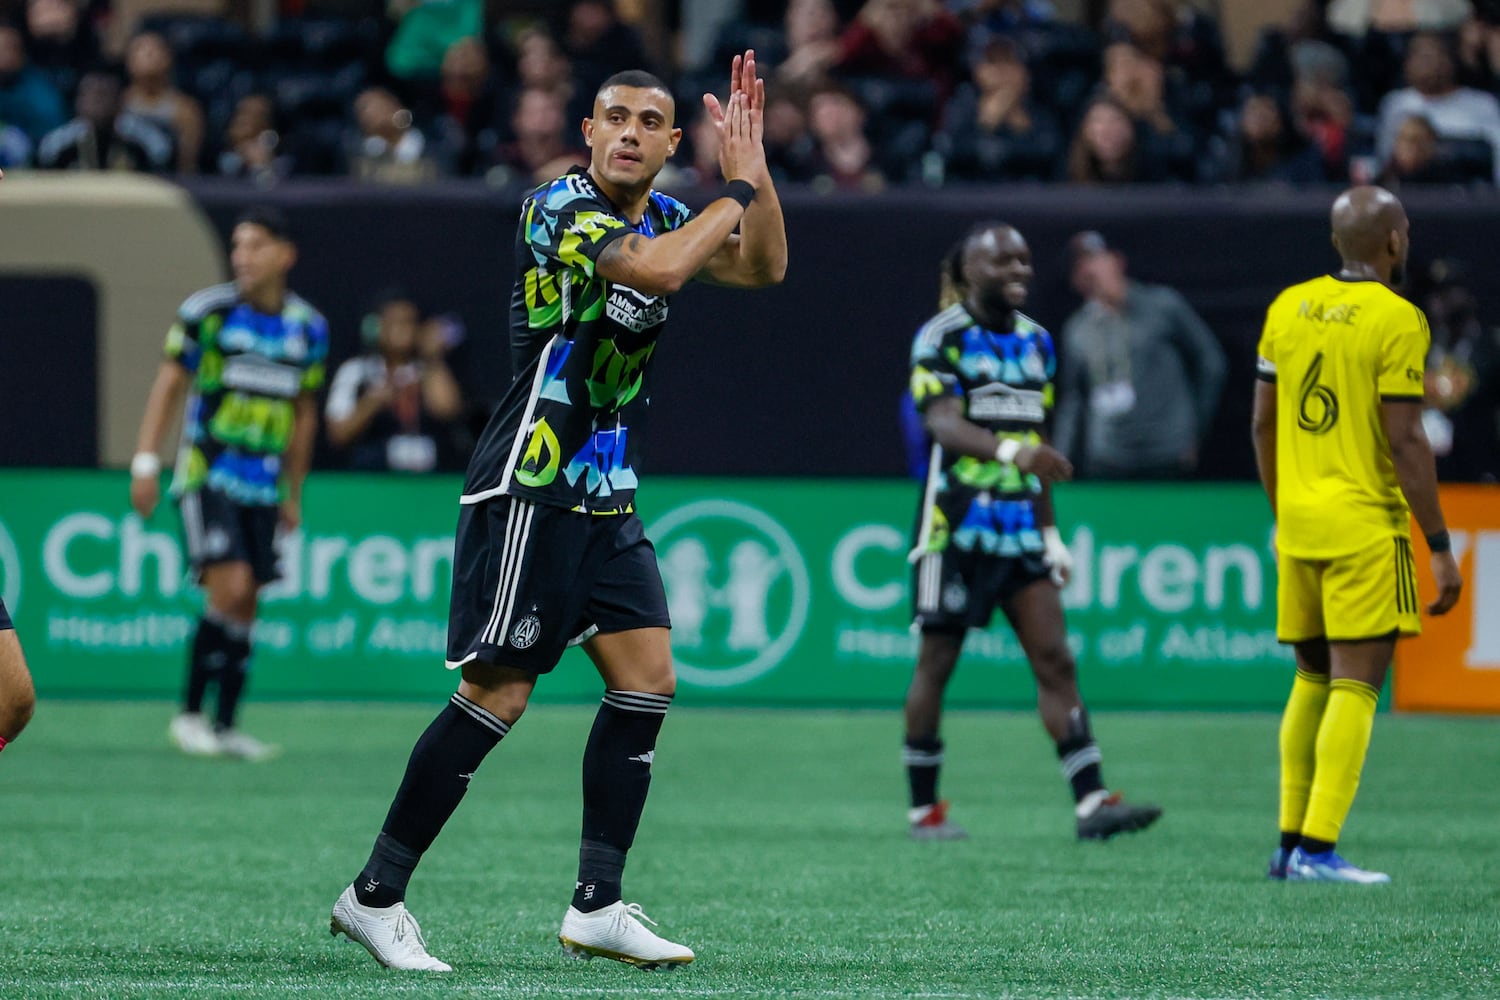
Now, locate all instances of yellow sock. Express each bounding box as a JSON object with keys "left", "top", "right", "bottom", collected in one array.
[
  {"left": 1301, "top": 678, "right": 1381, "bottom": 846},
  {"left": 1278, "top": 669, "right": 1330, "bottom": 836}
]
